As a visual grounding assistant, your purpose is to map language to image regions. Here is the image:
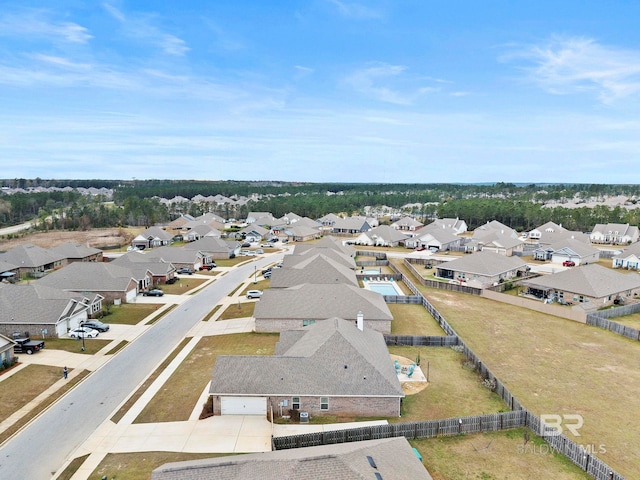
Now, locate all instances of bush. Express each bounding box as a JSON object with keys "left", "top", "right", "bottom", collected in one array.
[
  {"left": 199, "top": 396, "right": 214, "bottom": 419},
  {"left": 288, "top": 408, "right": 300, "bottom": 422}
]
